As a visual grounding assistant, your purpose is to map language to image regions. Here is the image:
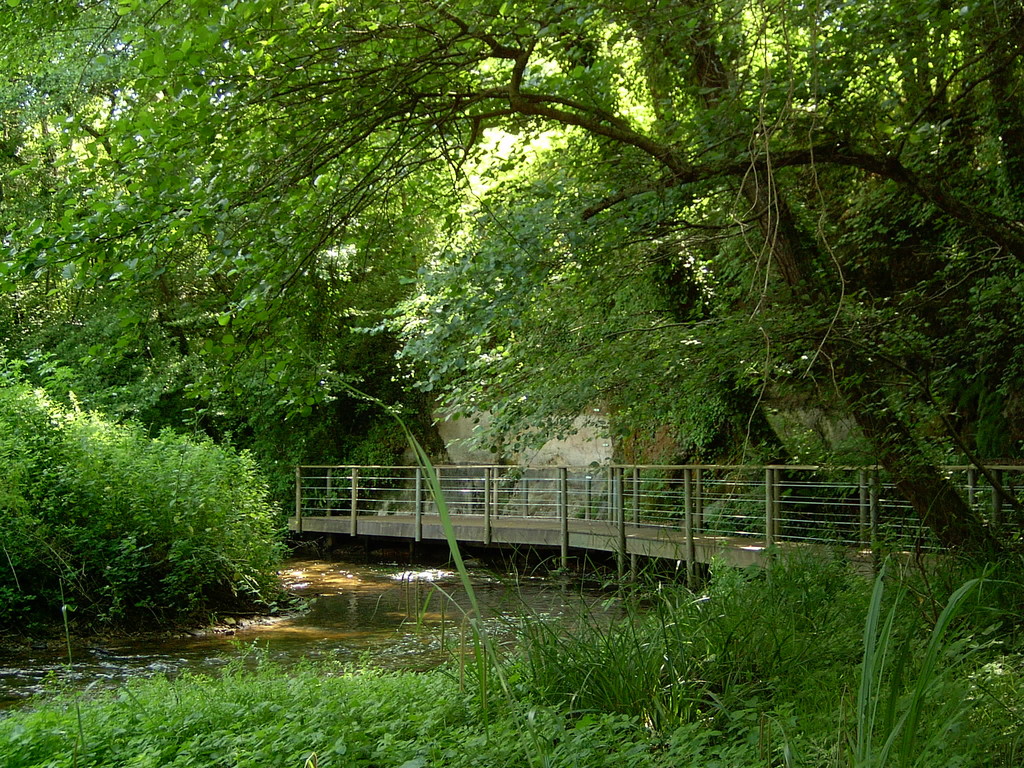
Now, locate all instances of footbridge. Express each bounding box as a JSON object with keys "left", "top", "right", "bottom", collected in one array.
[{"left": 290, "top": 464, "right": 1020, "bottom": 576}]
